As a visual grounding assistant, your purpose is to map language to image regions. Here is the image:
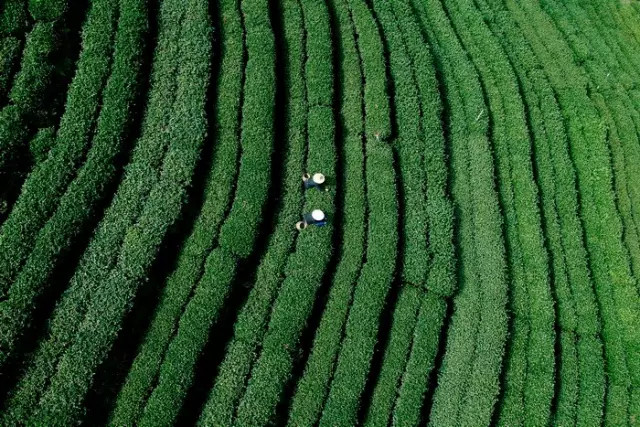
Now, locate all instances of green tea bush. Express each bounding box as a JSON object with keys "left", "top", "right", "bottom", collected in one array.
[
  {"left": 10, "top": 0, "right": 211, "bottom": 422},
  {"left": 319, "top": 138, "right": 397, "bottom": 426},
  {"left": 200, "top": 0, "right": 305, "bottom": 422},
  {"left": 413, "top": 0, "right": 508, "bottom": 424},
  {"left": 286, "top": 0, "right": 366, "bottom": 422},
  {"left": 133, "top": 0, "right": 275, "bottom": 420},
  {"left": 475, "top": 0, "right": 605, "bottom": 423},
  {"left": 109, "top": 0, "right": 245, "bottom": 420},
  {"left": 236, "top": 104, "right": 335, "bottom": 426},
  {"left": 0, "top": 0, "right": 117, "bottom": 298},
  {"left": 507, "top": 0, "right": 640, "bottom": 423},
  {"left": 440, "top": 0, "right": 555, "bottom": 423},
  {"left": 2, "top": 0, "right": 185, "bottom": 421}
]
